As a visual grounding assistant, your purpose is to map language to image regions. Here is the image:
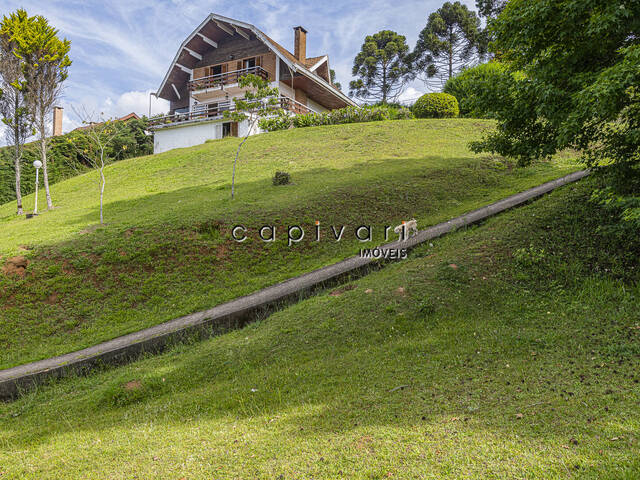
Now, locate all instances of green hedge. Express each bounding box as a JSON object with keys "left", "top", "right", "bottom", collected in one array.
[
  {"left": 444, "top": 62, "right": 509, "bottom": 118},
  {"left": 0, "top": 118, "right": 153, "bottom": 207},
  {"left": 412, "top": 93, "right": 459, "bottom": 119},
  {"left": 259, "top": 104, "right": 413, "bottom": 132}
]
